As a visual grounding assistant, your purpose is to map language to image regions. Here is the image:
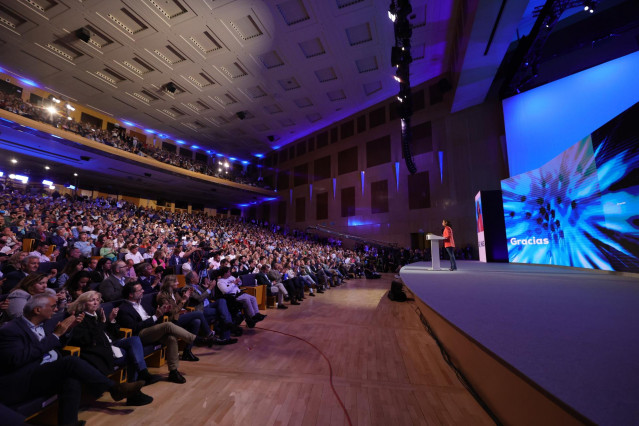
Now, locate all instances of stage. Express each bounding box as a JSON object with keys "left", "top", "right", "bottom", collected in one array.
[{"left": 399, "top": 261, "right": 639, "bottom": 426}]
